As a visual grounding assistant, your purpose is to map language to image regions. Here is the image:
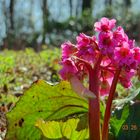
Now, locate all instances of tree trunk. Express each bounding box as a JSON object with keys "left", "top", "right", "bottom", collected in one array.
[
  {"left": 9, "top": 0, "right": 15, "bottom": 30},
  {"left": 109, "top": 0, "right": 112, "bottom": 5},
  {"left": 82, "top": 0, "right": 92, "bottom": 11},
  {"left": 69, "top": 0, "right": 72, "bottom": 17},
  {"left": 124, "top": 0, "right": 131, "bottom": 7},
  {"left": 124, "top": 0, "right": 131, "bottom": 17},
  {"left": 105, "top": 0, "right": 112, "bottom": 6},
  {"left": 42, "top": 0, "right": 49, "bottom": 44}
]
